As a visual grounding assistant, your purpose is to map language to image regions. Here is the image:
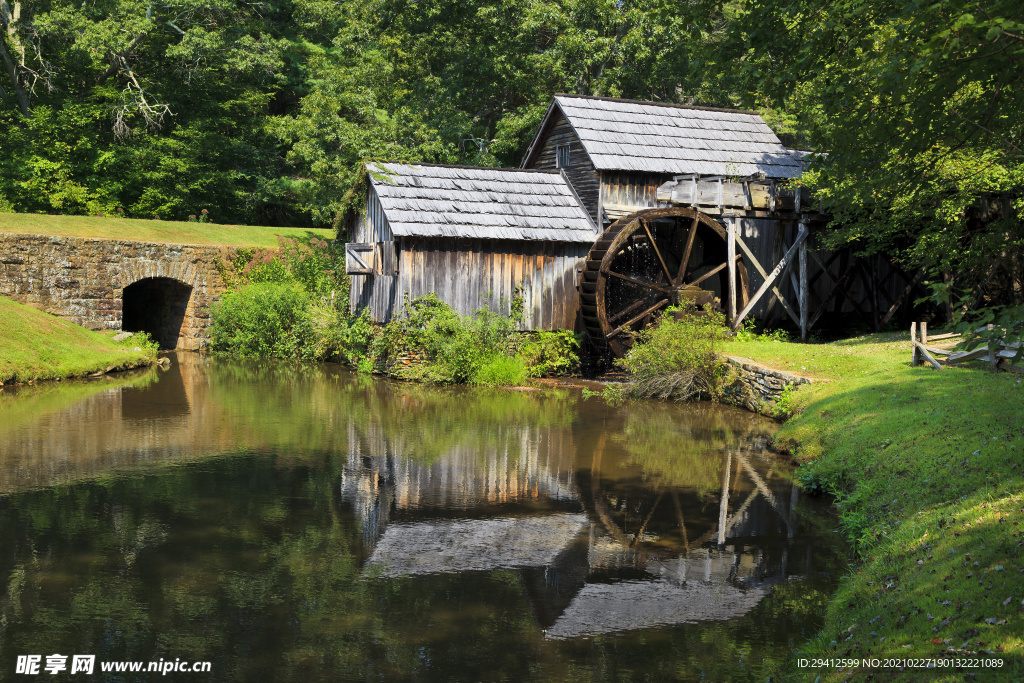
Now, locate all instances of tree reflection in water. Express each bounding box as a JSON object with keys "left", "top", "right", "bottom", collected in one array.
[{"left": 0, "top": 354, "right": 846, "bottom": 682}]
